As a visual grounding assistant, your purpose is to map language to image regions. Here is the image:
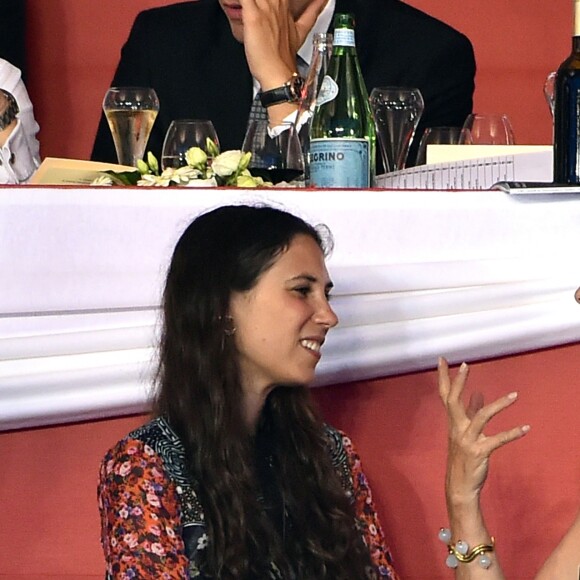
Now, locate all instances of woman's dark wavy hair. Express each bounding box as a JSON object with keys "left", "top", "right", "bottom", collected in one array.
[{"left": 154, "top": 204, "right": 373, "bottom": 578}]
